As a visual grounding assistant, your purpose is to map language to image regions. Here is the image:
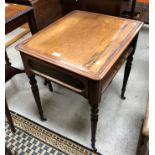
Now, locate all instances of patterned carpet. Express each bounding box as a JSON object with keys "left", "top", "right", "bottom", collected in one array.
[{"left": 5, "top": 112, "right": 102, "bottom": 155}]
